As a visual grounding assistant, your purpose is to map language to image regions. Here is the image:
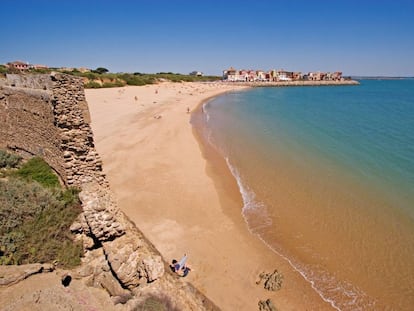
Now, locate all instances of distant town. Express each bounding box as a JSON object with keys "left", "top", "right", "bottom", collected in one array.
[{"left": 223, "top": 67, "right": 346, "bottom": 82}]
